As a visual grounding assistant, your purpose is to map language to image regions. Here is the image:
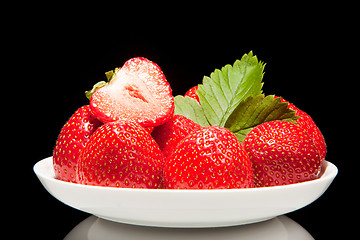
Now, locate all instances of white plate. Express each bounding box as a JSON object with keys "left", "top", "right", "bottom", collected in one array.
[{"left": 34, "top": 156, "right": 337, "bottom": 228}]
